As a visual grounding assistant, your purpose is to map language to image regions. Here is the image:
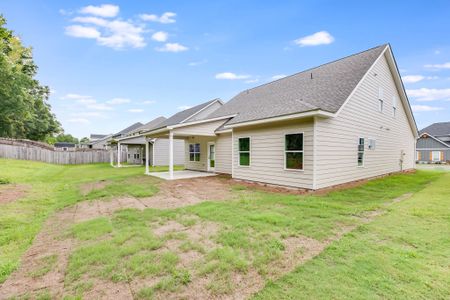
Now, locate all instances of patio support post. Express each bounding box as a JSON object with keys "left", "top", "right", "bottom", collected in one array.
[
  {"left": 169, "top": 131, "right": 174, "bottom": 179},
  {"left": 110, "top": 149, "right": 114, "bottom": 167},
  {"left": 117, "top": 143, "right": 122, "bottom": 167},
  {"left": 145, "top": 139, "right": 150, "bottom": 174}
]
